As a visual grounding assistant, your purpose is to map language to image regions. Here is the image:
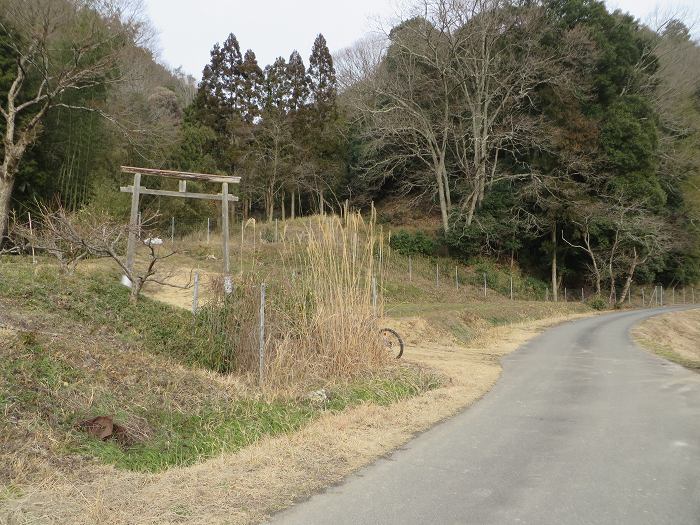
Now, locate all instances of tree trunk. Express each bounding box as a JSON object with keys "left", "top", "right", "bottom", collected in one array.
[
  {"left": 0, "top": 175, "right": 14, "bottom": 240},
  {"left": 618, "top": 263, "right": 636, "bottom": 307},
  {"left": 551, "top": 223, "right": 558, "bottom": 302},
  {"left": 435, "top": 163, "right": 449, "bottom": 232},
  {"left": 129, "top": 278, "right": 143, "bottom": 304}
]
